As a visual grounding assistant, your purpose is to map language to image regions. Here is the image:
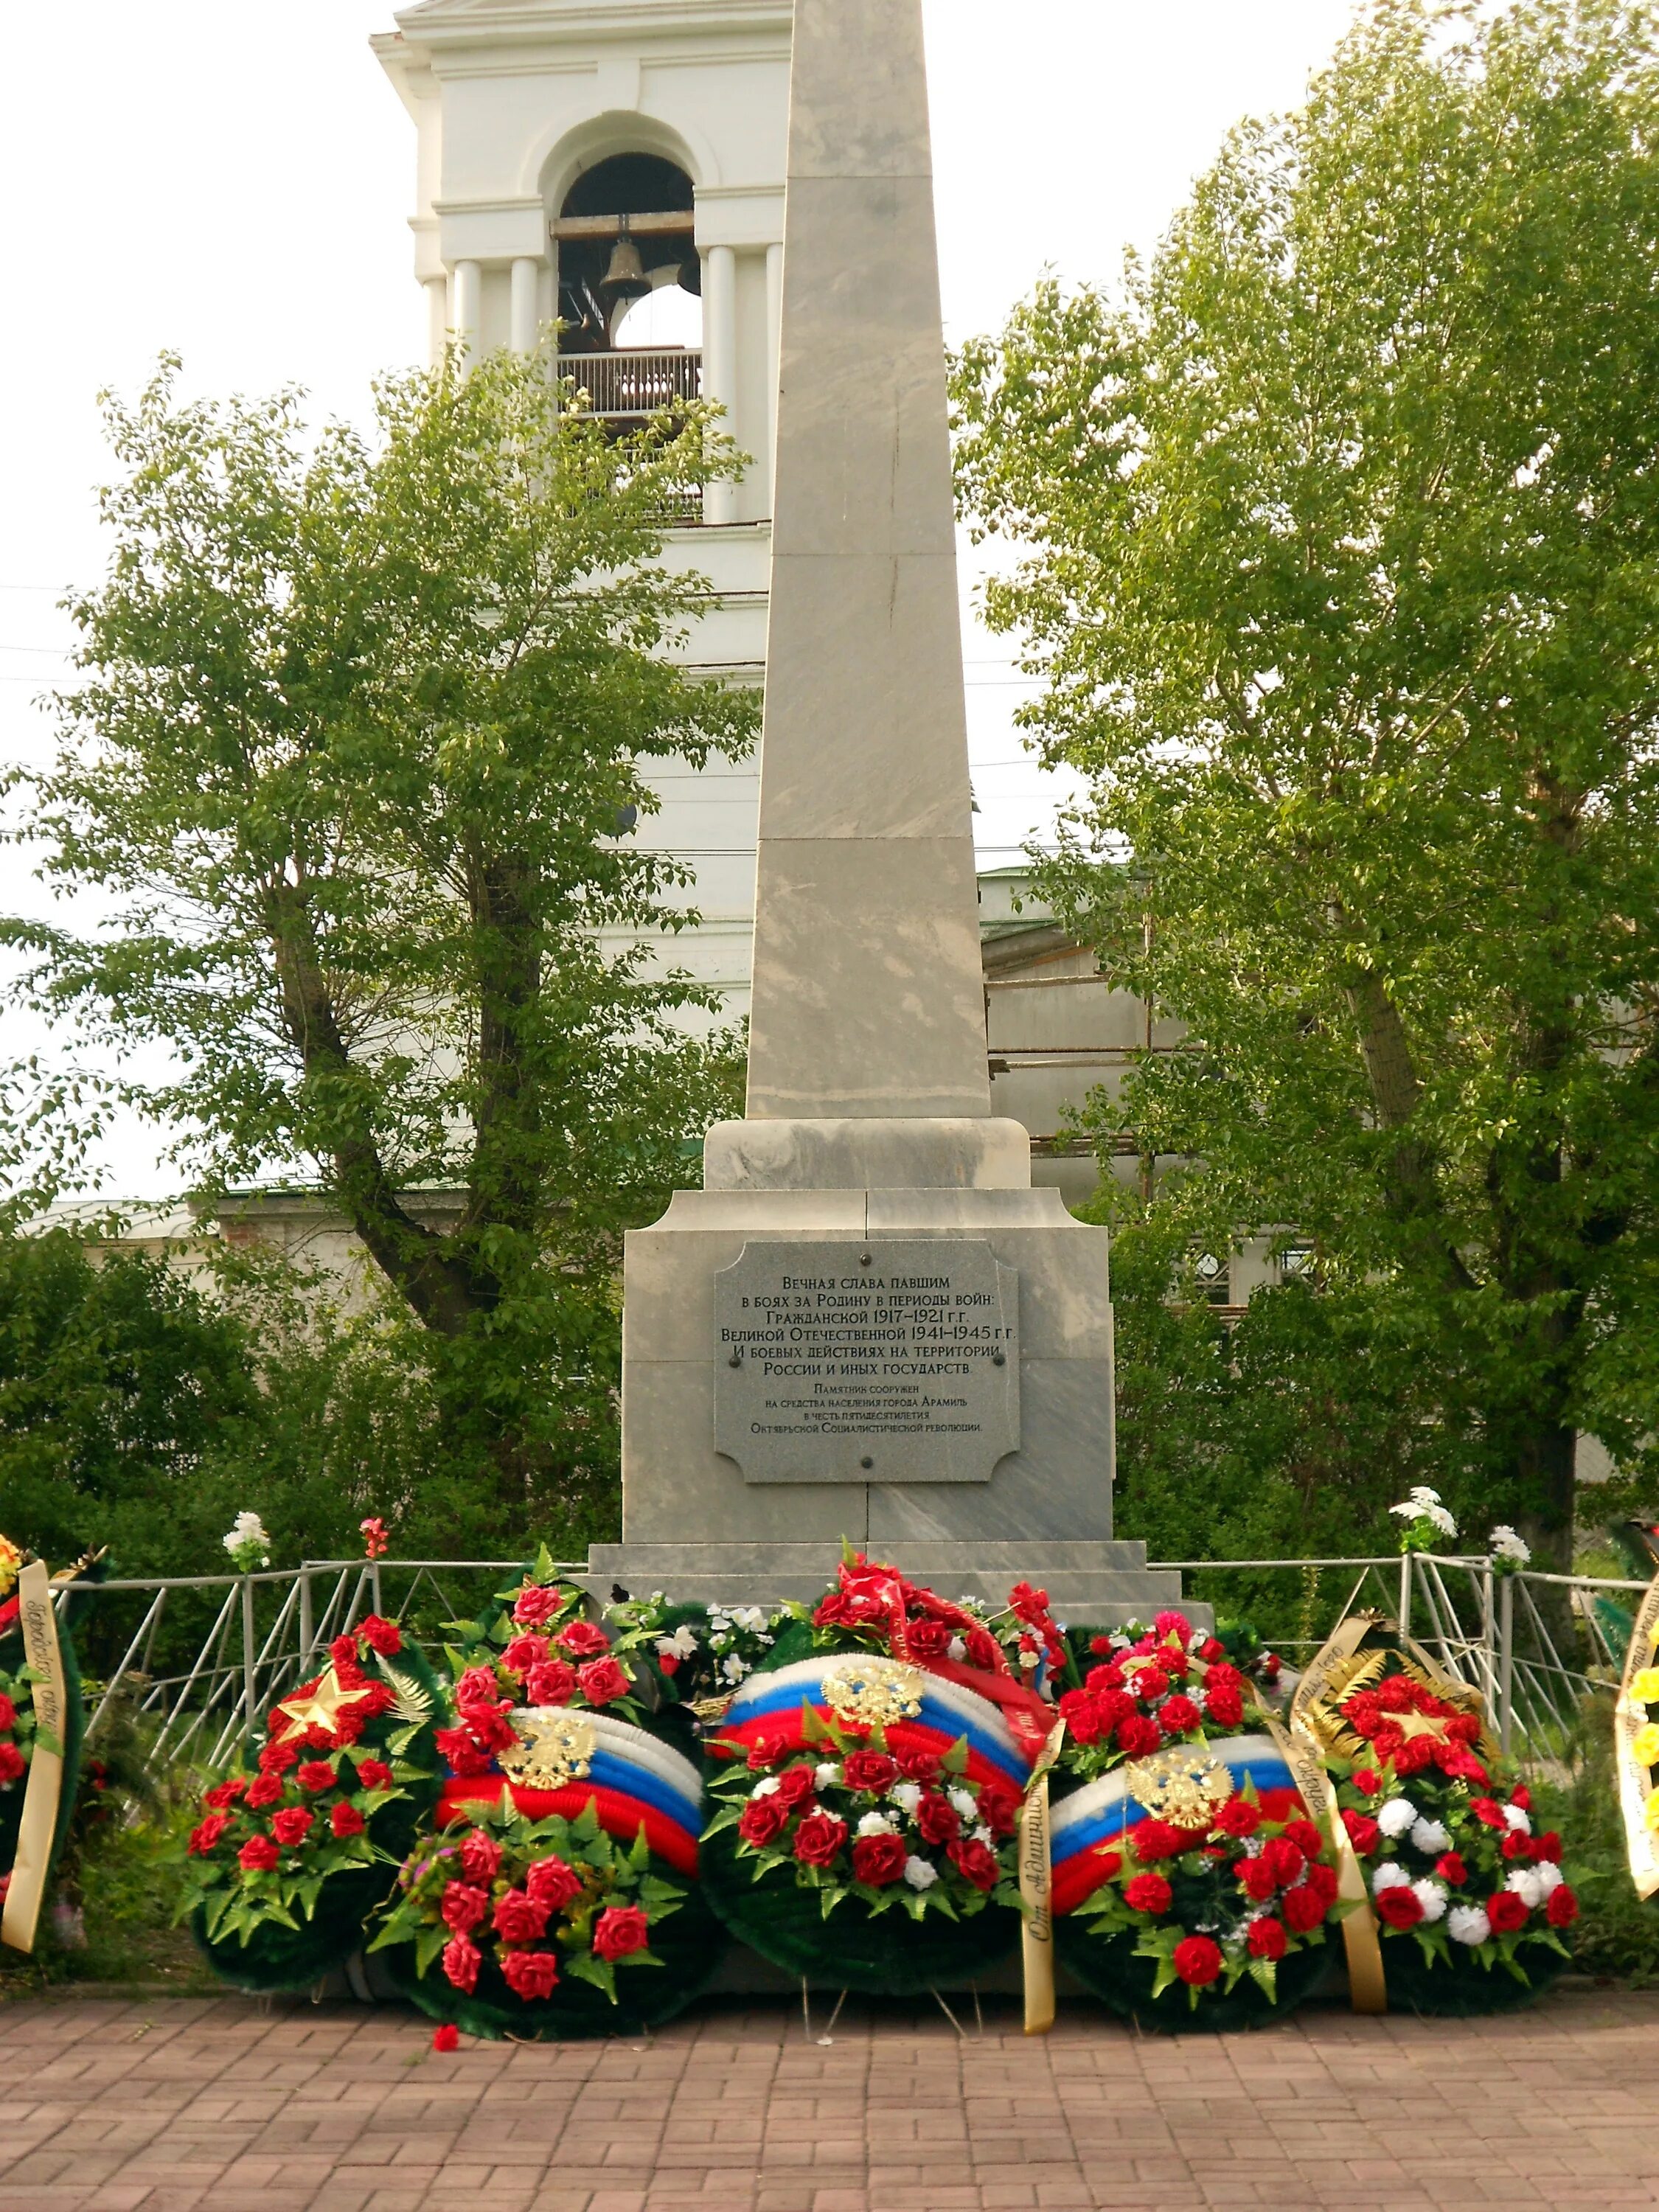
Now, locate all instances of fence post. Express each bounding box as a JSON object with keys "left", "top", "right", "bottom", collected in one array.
[
  {"left": 1481, "top": 1559, "right": 1496, "bottom": 1709},
  {"left": 241, "top": 1574, "right": 258, "bottom": 1743},
  {"left": 1399, "top": 1551, "right": 1412, "bottom": 1638},
  {"left": 371, "top": 1562, "right": 383, "bottom": 1620},
  {"left": 299, "top": 1568, "right": 313, "bottom": 1672},
  {"left": 1498, "top": 1574, "right": 1515, "bottom": 1755}
]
